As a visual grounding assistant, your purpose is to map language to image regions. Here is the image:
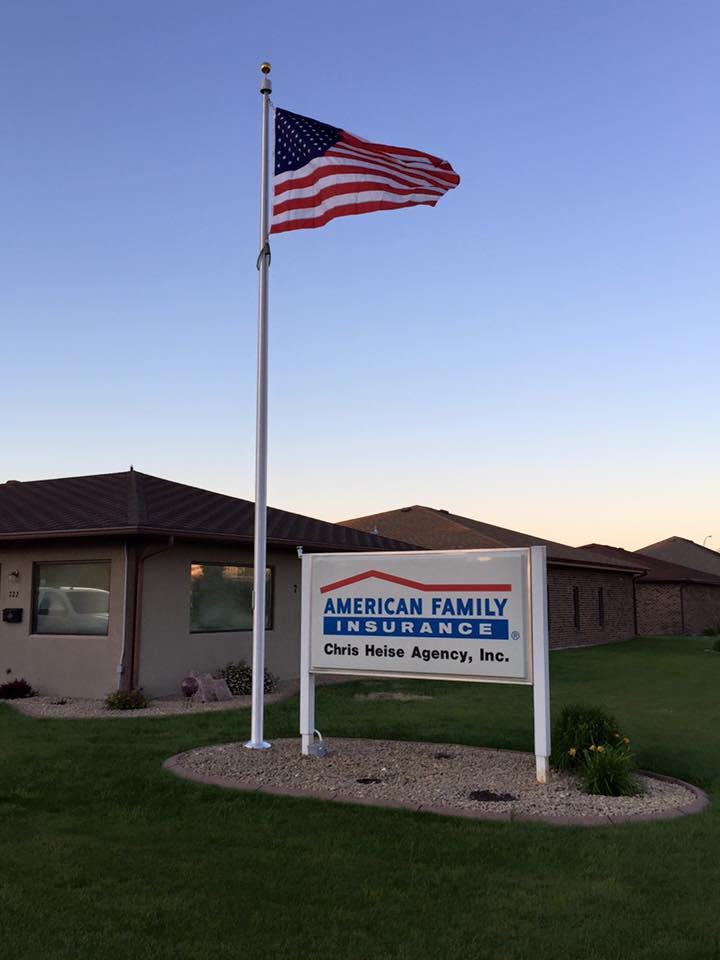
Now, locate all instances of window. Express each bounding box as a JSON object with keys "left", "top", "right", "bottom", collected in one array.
[
  {"left": 598, "top": 587, "right": 605, "bottom": 628},
  {"left": 573, "top": 586, "right": 580, "bottom": 630},
  {"left": 33, "top": 561, "right": 111, "bottom": 635},
  {"left": 190, "top": 563, "right": 272, "bottom": 633}
]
